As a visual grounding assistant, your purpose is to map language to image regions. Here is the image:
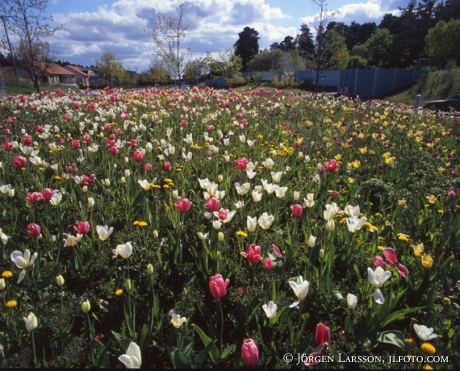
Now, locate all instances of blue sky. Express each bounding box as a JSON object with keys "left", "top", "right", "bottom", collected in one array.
[{"left": 31, "top": 0, "right": 410, "bottom": 71}]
